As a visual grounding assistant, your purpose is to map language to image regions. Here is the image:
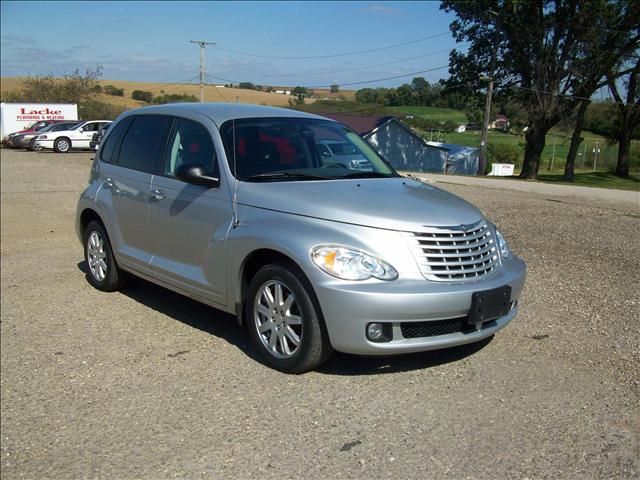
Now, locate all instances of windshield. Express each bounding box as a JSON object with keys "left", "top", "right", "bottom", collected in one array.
[
  {"left": 220, "top": 117, "right": 396, "bottom": 181},
  {"left": 50, "top": 122, "right": 81, "bottom": 132}
]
